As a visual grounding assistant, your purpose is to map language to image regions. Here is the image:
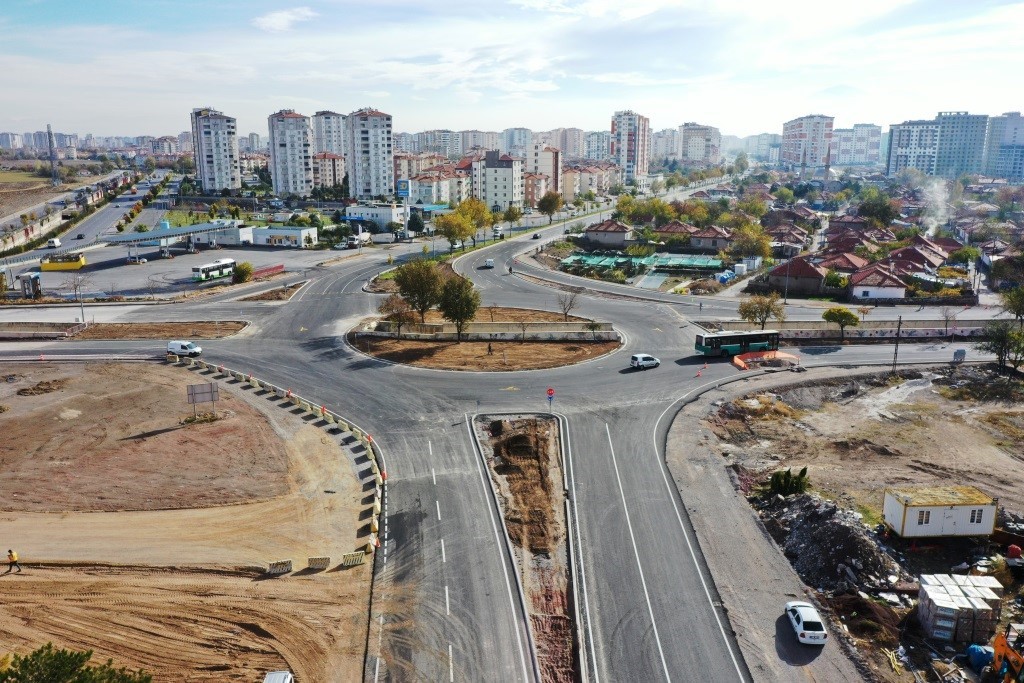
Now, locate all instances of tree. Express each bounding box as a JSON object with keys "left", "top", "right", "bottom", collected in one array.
[
  {"left": 979, "top": 320, "right": 1015, "bottom": 369},
  {"left": 408, "top": 211, "right": 425, "bottom": 234},
  {"left": 822, "top": 306, "right": 859, "bottom": 341},
  {"left": 556, "top": 290, "right": 580, "bottom": 321},
  {"left": 434, "top": 212, "right": 473, "bottom": 250},
  {"left": 394, "top": 259, "right": 444, "bottom": 322},
  {"left": 502, "top": 206, "right": 522, "bottom": 229},
  {"left": 824, "top": 269, "right": 847, "bottom": 288},
  {"left": 1000, "top": 287, "right": 1024, "bottom": 329},
  {"left": 939, "top": 306, "right": 959, "bottom": 338},
  {"left": 438, "top": 276, "right": 480, "bottom": 341},
  {"left": 537, "top": 191, "right": 564, "bottom": 223},
  {"left": 0, "top": 642, "right": 152, "bottom": 683},
  {"left": 948, "top": 246, "right": 980, "bottom": 266},
  {"left": 774, "top": 187, "right": 795, "bottom": 204},
  {"left": 730, "top": 224, "right": 772, "bottom": 259},
  {"left": 378, "top": 294, "right": 414, "bottom": 339},
  {"left": 650, "top": 179, "right": 665, "bottom": 194},
  {"left": 857, "top": 187, "right": 899, "bottom": 227},
  {"left": 1009, "top": 330, "right": 1024, "bottom": 372},
  {"left": 857, "top": 306, "right": 872, "bottom": 321},
  {"left": 232, "top": 261, "right": 254, "bottom": 284},
  {"left": 454, "top": 197, "right": 493, "bottom": 241},
  {"left": 733, "top": 152, "right": 749, "bottom": 174},
  {"left": 737, "top": 293, "right": 786, "bottom": 330}
]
